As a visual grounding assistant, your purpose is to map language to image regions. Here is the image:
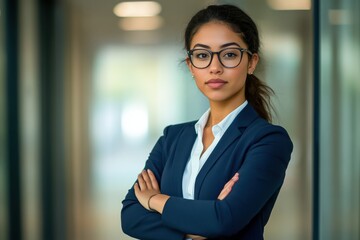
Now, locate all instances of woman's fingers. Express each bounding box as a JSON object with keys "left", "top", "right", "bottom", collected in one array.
[
  {"left": 223, "top": 179, "right": 232, "bottom": 189},
  {"left": 217, "top": 187, "right": 229, "bottom": 200},
  {"left": 231, "top": 172, "right": 239, "bottom": 181},
  {"left": 134, "top": 169, "right": 162, "bottom": 211},
  {"left": 141, "top": 170, "right": 153, "bottom": 189},
  {"left": 137, "top": 173, "right": 146, "bottom": 190},
  {"left": 218, "top": 185, "right": 232, "bottom": 200},
  {"left": 186, "top": 234, "right": 207, "bottom": 240},
  {"left": 134, "top": 182, "right": 140, "bottom": 193},
  {"left": 217, "top": 173, "right": 239, "bottom": 200},
  {"left": 147, "top": 169, "right": 160, "bottom": 190},
  {"left": 137, "top": 169, "right": 159, "bottom": 191},
  {"left": 223, "top": 173, "right": 239, "bottom": 189}
]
